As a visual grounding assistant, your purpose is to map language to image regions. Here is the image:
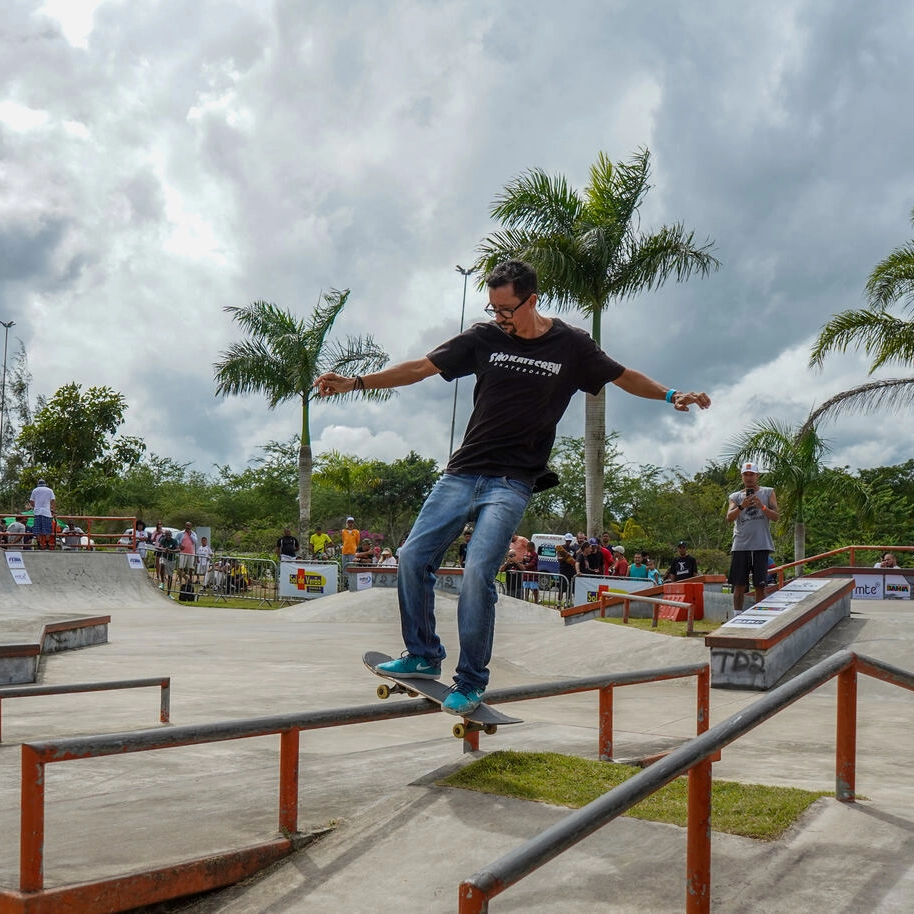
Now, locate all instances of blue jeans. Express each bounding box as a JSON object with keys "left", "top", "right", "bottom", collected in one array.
[{"left": 396, "top": 473, "right": 532, "bottom": 692}]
